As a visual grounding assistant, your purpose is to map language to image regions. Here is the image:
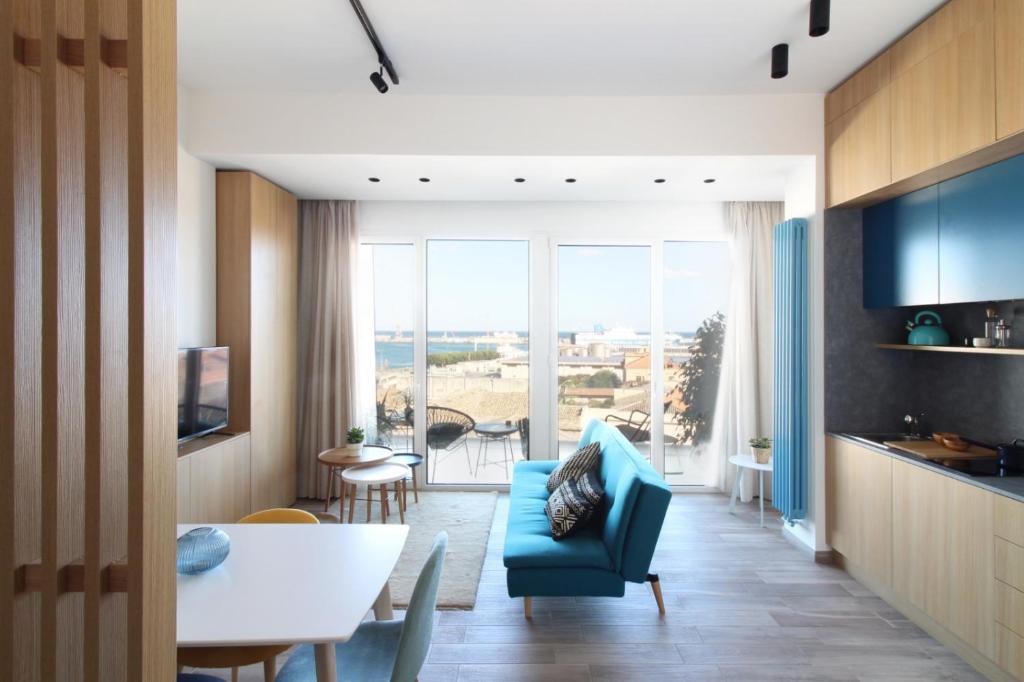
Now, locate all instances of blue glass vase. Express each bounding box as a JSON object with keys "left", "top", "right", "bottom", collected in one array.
[{"left": 177, "top": 527, "right": 230, "bottom": 575}]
